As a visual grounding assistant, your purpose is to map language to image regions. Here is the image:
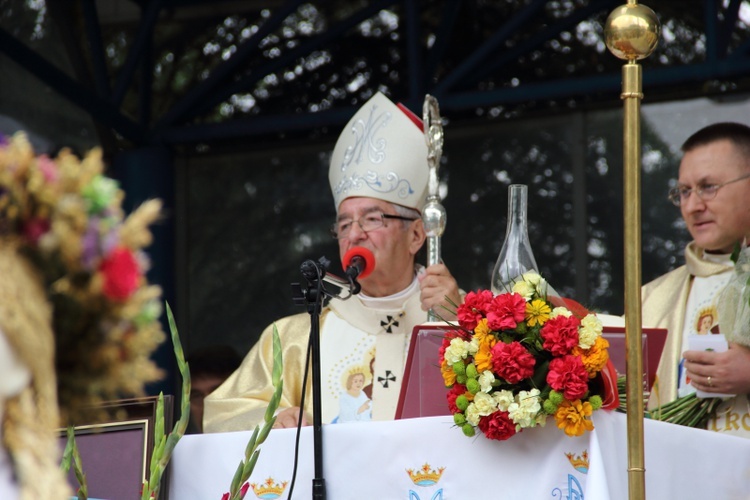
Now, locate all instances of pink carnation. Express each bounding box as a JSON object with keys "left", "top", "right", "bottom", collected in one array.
[
  {"left": 540, "top": 315, "right": 581, "bottom": 356},
  {"left": 478, "top": 411, "right": 518, "bottom": 441},
  {"left": 456, "top": 289, "right": 494, "bottom": 330},
  {"left": 547, "top": 355, "right": 590, "bottom": 401},
  {"left": 491, "top": 341, "right": 536, "bottom": 384},
  {"left": 486, "top": 292, "right": 526, "bottom": 331},
  {"left": 37, "top": 155, "right": 59, "bottom": 183}
]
